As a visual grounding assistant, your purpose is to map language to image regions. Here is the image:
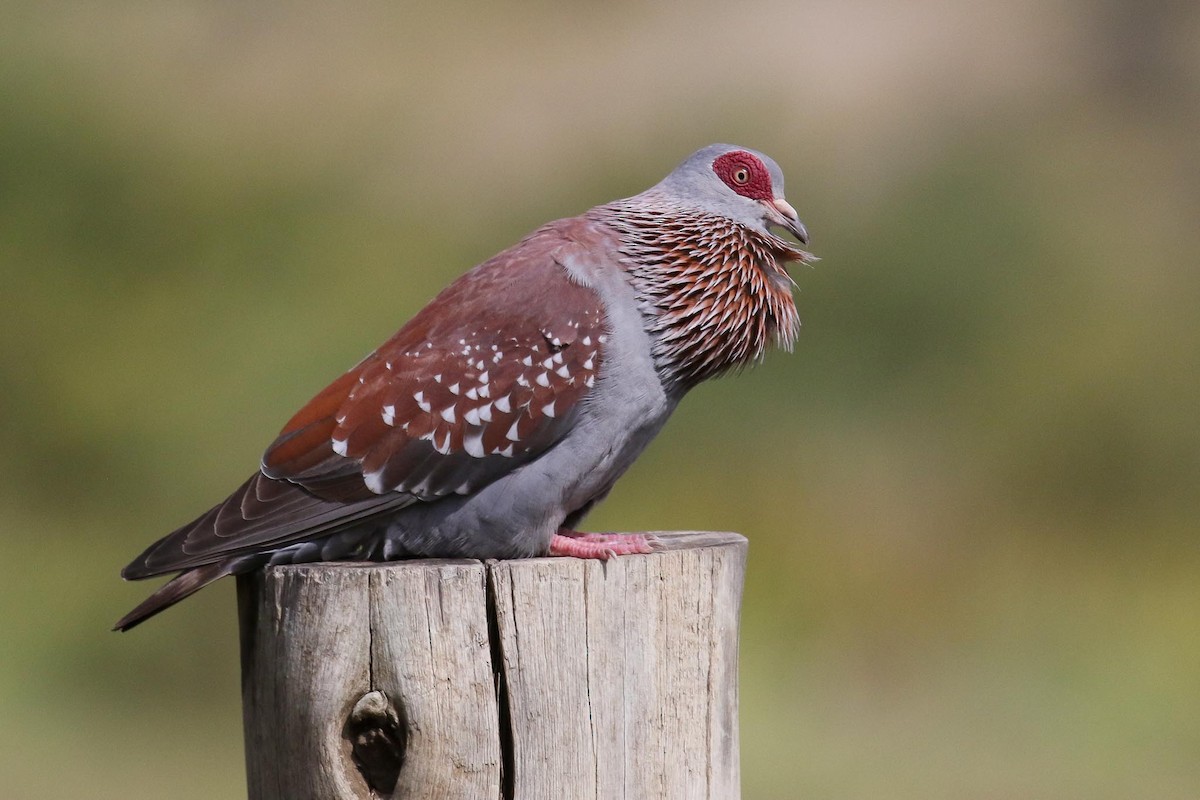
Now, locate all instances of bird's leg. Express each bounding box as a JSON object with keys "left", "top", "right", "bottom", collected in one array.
[{"left": 549, "top": 529, "right": 659, "bottom": 559}]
